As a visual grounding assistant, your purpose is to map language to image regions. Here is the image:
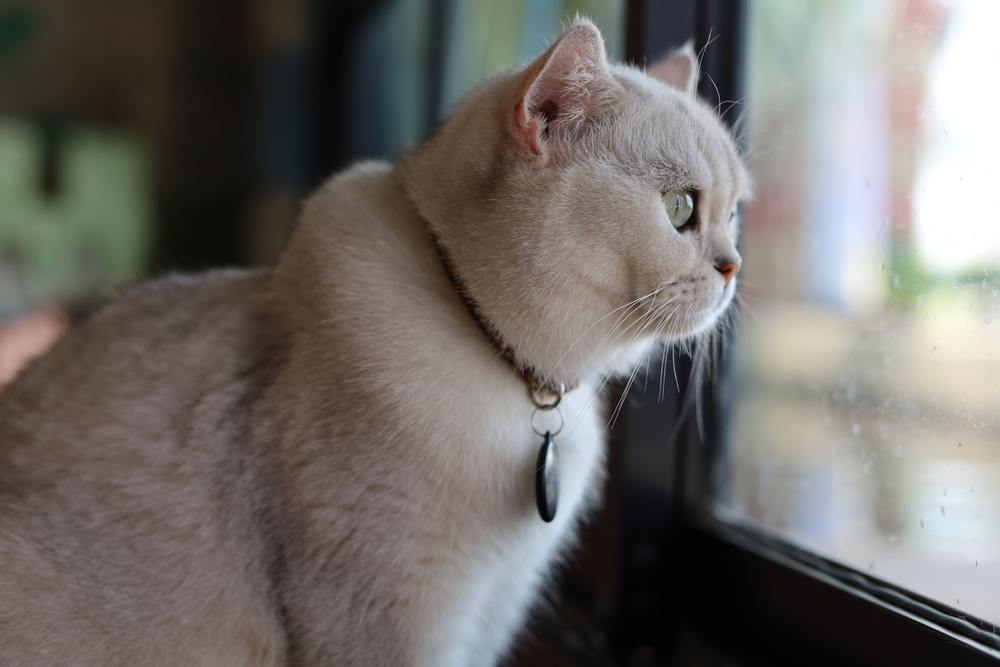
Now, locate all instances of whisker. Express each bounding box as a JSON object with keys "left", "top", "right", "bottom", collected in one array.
[
  {"left": 541, "top": 284, "right": 672, "bottom": 388},
  {"left": 568, "top": 295, "right": 678, "bottom": 434},
  {"left": 605, "top": 300, "right": 683, "bottom": 431},
  {"left": 658, "top": 339, "right": 669, "bottom": 403}
]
